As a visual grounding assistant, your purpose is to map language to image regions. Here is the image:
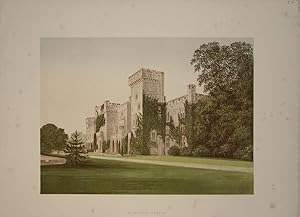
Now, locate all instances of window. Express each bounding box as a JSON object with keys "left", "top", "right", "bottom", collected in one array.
[
  {"left": 180, "top": 125, "right": 184, "bottom": 133},
  {"left": 166, "top": 127, "right": 170, "bottom": 135},
  {"left": 135, "top": 93, "right": 138, "bottom": 100},
  {"left": 151, "top": 131, "right": 156, "bottom": 141},
  {"left": 179, "top": 110, "right": 185, "bottom": 118},
  {"left": 138, "top": 104, "right": 141, "bottom": 110},
  {"left": 166, "top": 137, "right": 170, "bottom": 147},
  {"left": 133, "top": 117, "right": 138, "bottom": 127}
]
